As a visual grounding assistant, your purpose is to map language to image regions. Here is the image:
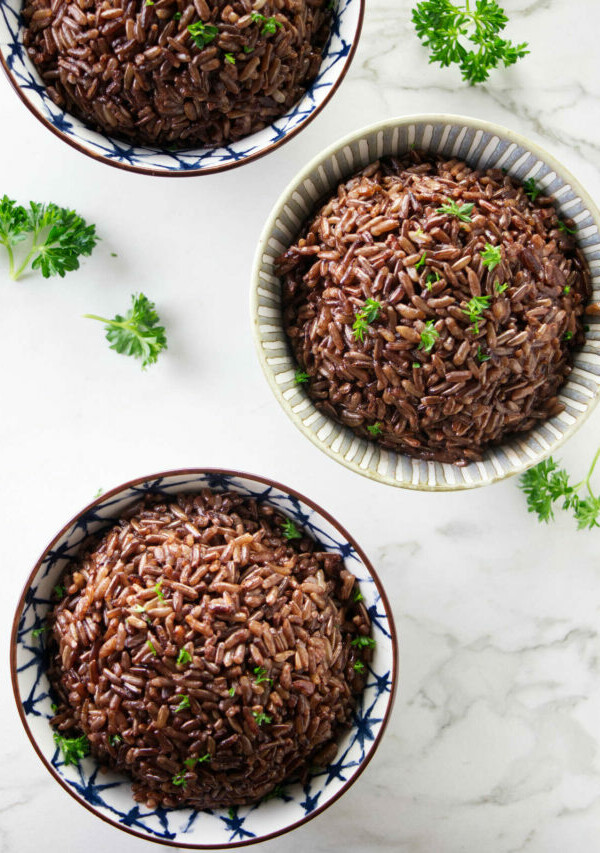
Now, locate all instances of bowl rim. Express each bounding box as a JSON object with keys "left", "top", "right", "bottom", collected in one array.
[
  {"left": 0, "top": 1, "right": 365, "bottom": 177},
  {"left": 250, "top": 112, "right": 600, "bottom": 491},
  {"left": 10, "top": 466, "right": 398, "bottom": 848}
]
